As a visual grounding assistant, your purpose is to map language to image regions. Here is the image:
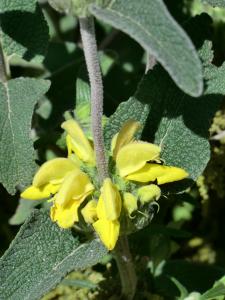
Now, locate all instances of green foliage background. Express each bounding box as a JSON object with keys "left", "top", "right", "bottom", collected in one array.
[{"left": 1, "top": 0, "right": 225, "bottom": 299}]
